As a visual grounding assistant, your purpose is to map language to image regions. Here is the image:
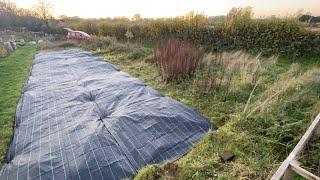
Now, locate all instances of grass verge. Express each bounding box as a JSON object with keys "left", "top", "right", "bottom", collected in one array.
[{"left": 0, "top": 45, "right": 36, "bottom": 165}]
